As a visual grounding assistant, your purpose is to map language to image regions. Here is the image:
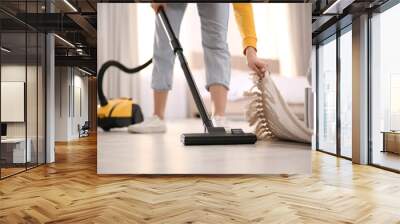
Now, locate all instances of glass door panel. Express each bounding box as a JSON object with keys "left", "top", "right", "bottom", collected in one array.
[
  {"left": 1, "top": 31, "right": 28, "bottom": 177},
  {"left": 318, "top": 37, "right": 337, "bottom": 154},
  {"left": 340, "top": 29, "right": 352, "bottom": 158},
  {"left": 27, "top": 31, "right": 38, "bottom": 169}
]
